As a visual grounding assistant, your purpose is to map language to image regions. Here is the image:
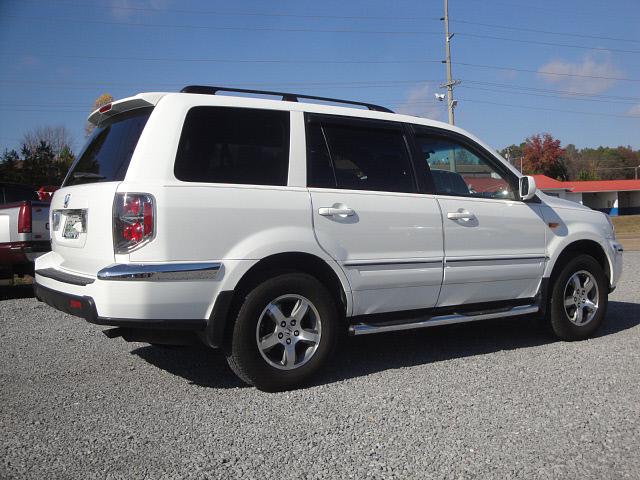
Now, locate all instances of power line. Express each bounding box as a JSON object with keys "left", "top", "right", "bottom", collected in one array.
[
  {"left": 0, "top": 52, "right": 443, "bottom": 65},
  {"left": 1, "top": 15, "right": 442, "bottom": 35},
  {"left": 459, "top": 32, "right": 640, "bottom": 55},
  {"left": 456, "top": 62, "right": 640, "bottom": 82},
  {"left": 456, "top": 97, "right": 640, "bottom": 119},
  {"left": 453, "top": 19, "right": 640, "bottom": 44},
  {"left": 3, "top": 0, "right": 441, "bottom": 22},
  {"left": 458, "top": 85, "right": 638, "bottom": 105}
]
